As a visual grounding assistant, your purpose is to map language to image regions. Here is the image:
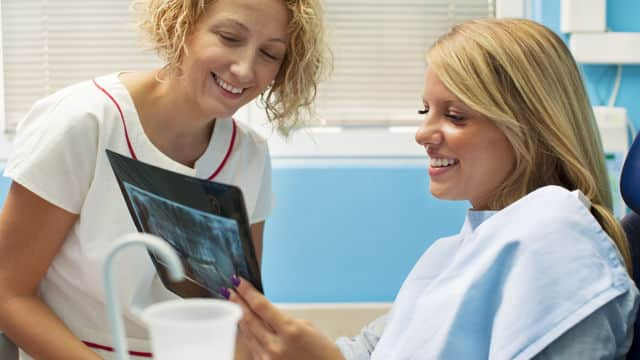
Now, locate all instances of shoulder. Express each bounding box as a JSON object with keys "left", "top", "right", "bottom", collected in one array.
[
  {"left": 9, "top": 74, "right": 130, "bottom": 168},
  {"left": 469, "top": 185, "right": 628, "bottom": 287},
  {"left": 16, "top": 73, "right": 122, "bottom": 136},
  {"left": 491, "top": 185, "right": 600, "bottom": 239},
  {"left": 233, "top": 119, "right": 269, "bottom": 145},
  {"left": 507, "top": 185, "right": 583, "bottom": 217},
  {"left": 231, "top": 119, "right": 270, "bottom": 158}
]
